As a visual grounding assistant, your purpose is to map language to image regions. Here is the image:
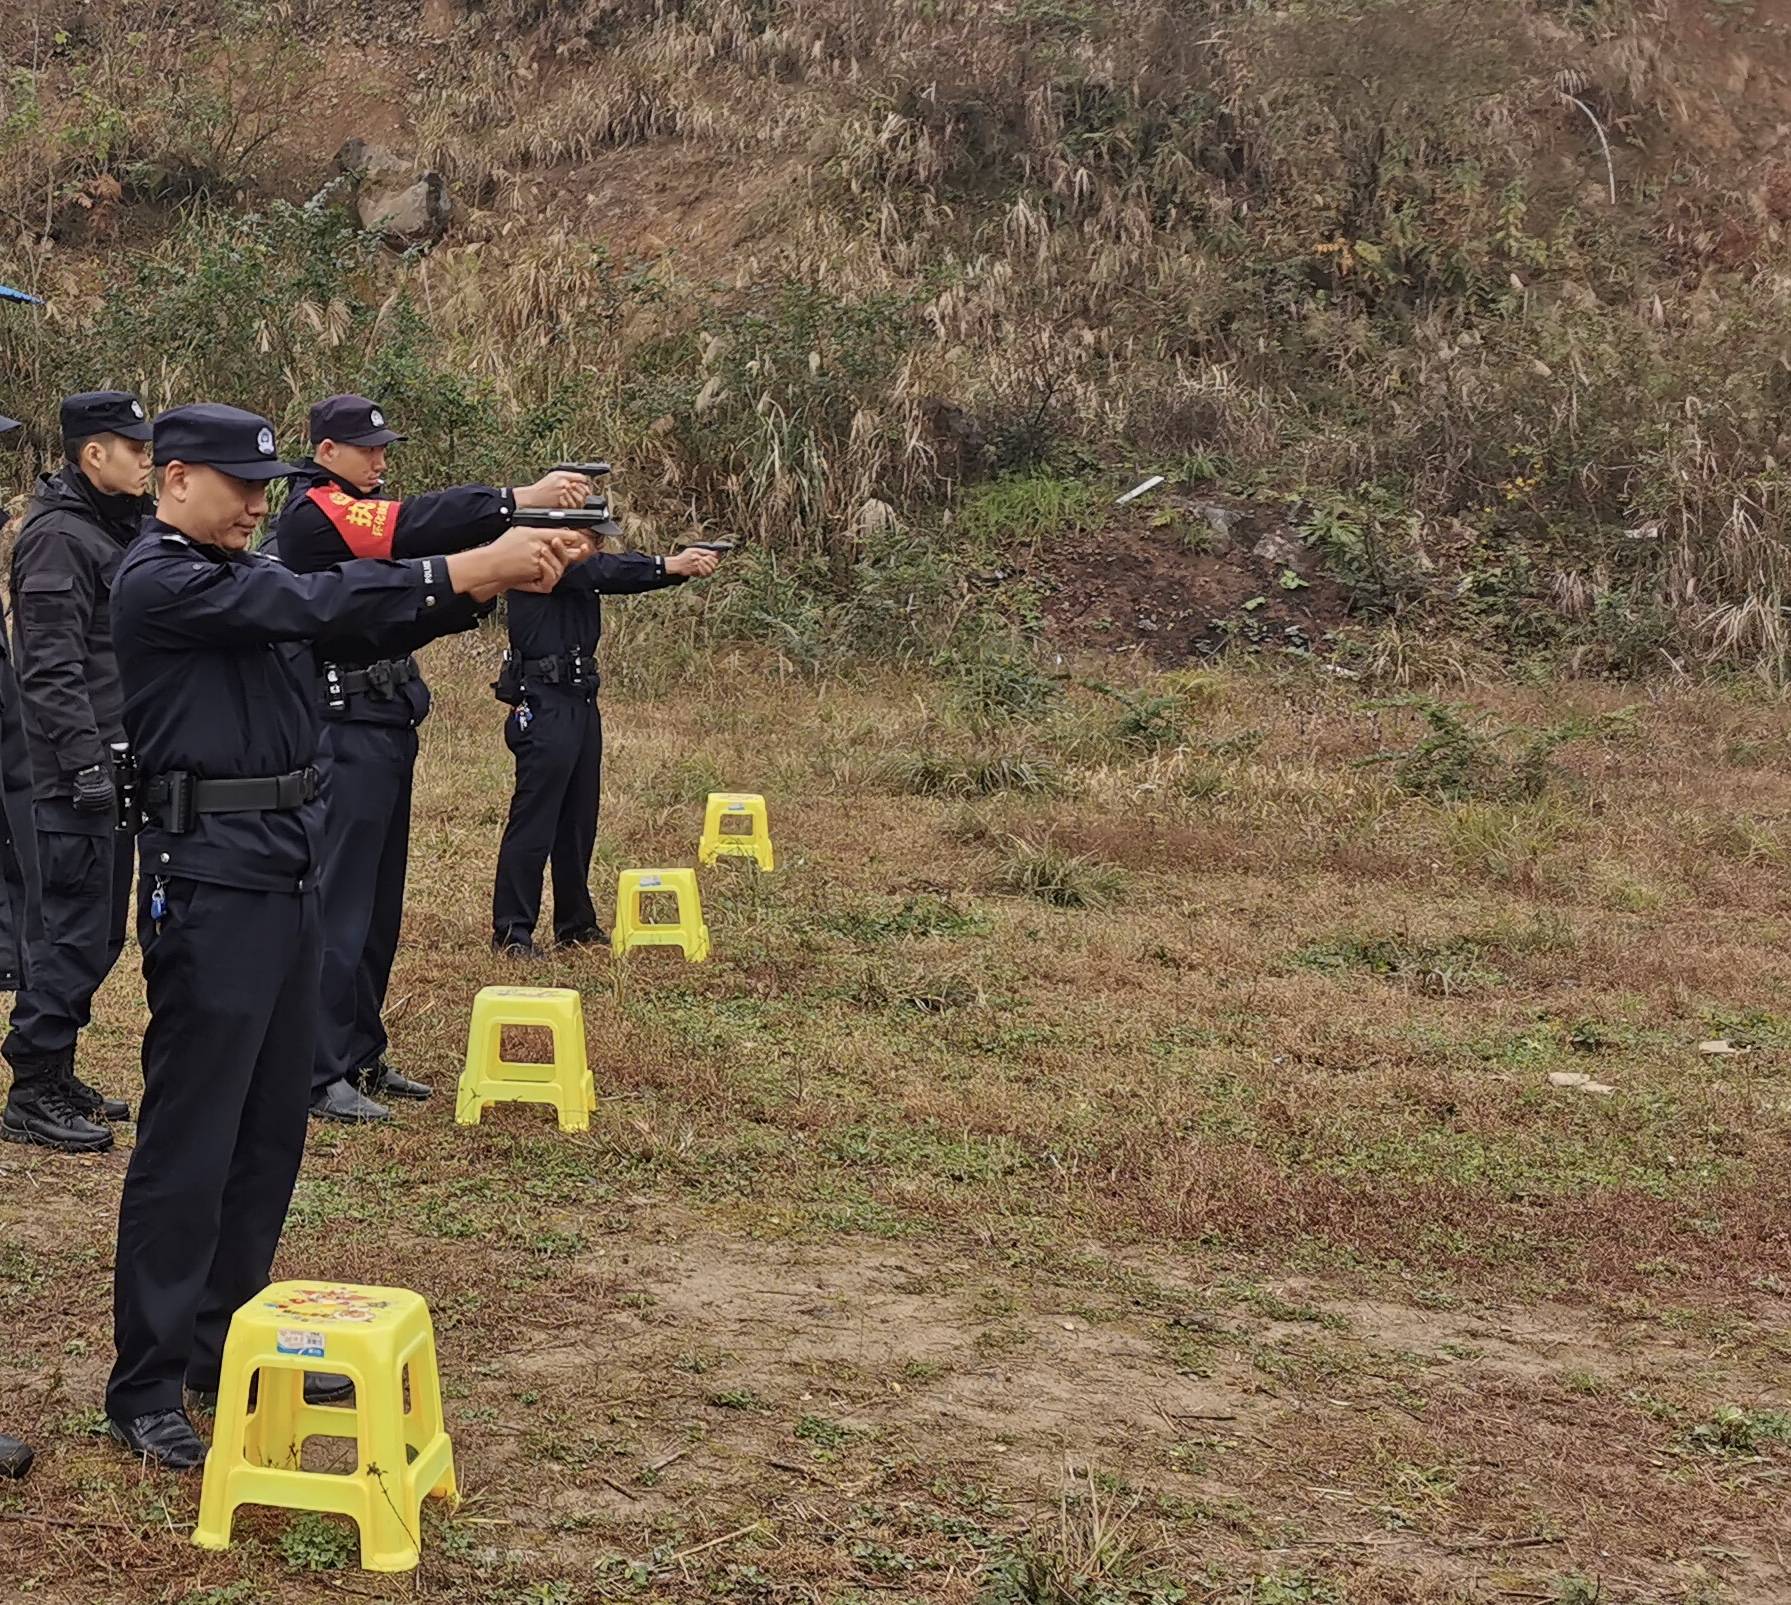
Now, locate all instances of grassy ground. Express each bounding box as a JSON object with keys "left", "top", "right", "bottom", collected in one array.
[{"left": 2, "top": 611, "right": 1791, "bottom": 1604}]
